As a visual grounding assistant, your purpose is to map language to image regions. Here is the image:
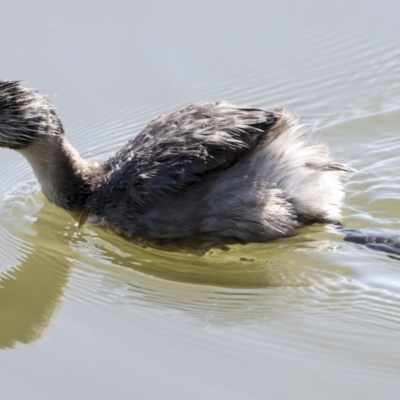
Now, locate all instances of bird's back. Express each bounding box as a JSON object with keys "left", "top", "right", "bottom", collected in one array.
[{"left": 88, "top": 102, "right": 350, "bottom": 243}]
